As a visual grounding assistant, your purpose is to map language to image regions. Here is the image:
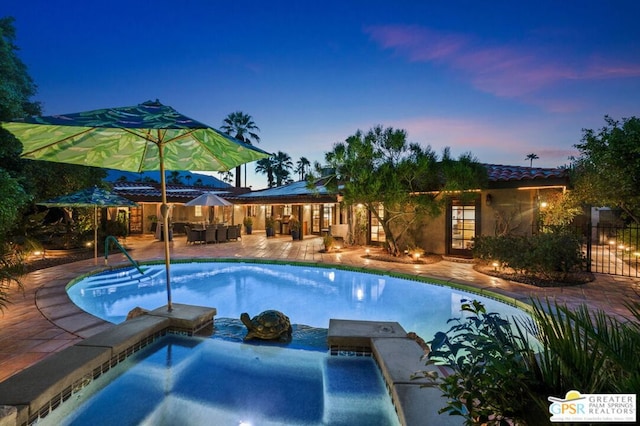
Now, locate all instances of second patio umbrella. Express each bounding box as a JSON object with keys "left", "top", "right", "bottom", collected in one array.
[
  {"left": 185, "top": 192, "right": 233, "bottom": 223},
  {"left": 3, "top": 100, "right": 270, "bottom": 311},
  {"left": 39, "top": 186, "right": 138, "bottom": 264}
]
